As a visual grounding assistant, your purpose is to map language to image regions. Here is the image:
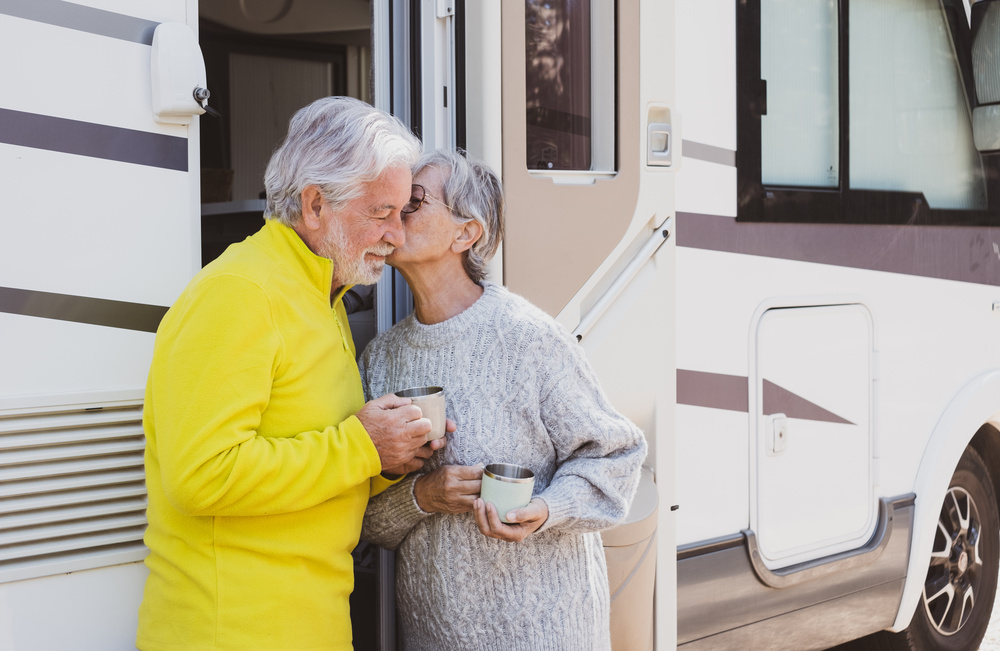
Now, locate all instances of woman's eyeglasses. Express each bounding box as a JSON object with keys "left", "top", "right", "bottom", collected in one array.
[{"left": 402, "top": 184, "right": 457, "bottom": 214}]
